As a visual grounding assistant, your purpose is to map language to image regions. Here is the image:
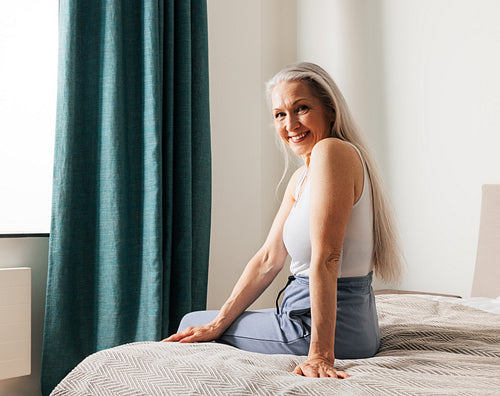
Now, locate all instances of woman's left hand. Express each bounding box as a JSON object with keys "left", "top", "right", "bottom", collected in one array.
[{"left": 293, "top": 357, "right": 349, "bottom": 379}]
